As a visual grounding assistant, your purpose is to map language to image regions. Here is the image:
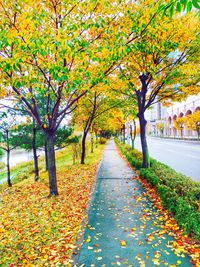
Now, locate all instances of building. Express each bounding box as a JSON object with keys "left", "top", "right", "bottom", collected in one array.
[
  {"left": 145, "top": 94, "right": 200, "bottom": 139},
  {"left": 165, "top": 94, "right": 200, "bottom": 138}
]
